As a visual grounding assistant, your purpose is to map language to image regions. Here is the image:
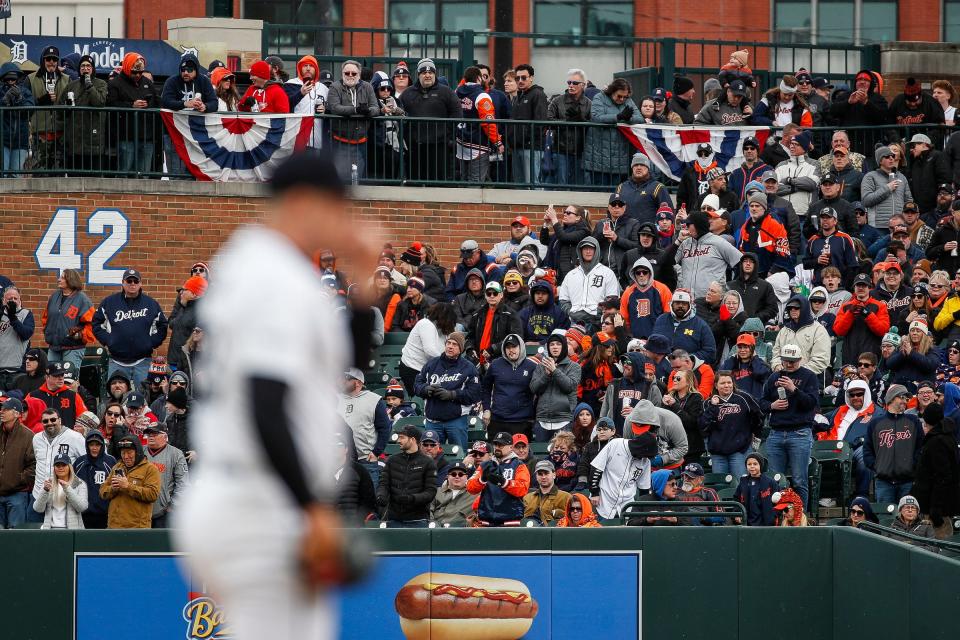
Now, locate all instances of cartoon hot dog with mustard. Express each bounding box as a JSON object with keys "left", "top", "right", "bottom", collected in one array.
[{"left": 394, "top": 572, "right": 539, "bottom": 639}]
